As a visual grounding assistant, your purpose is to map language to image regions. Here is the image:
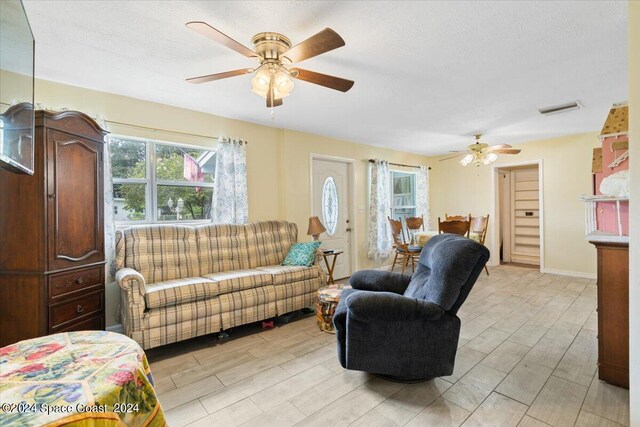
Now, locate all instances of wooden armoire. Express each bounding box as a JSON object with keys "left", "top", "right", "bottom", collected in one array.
[{"left": 0, "top": 106, "right": 107, "bottom": 347}]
